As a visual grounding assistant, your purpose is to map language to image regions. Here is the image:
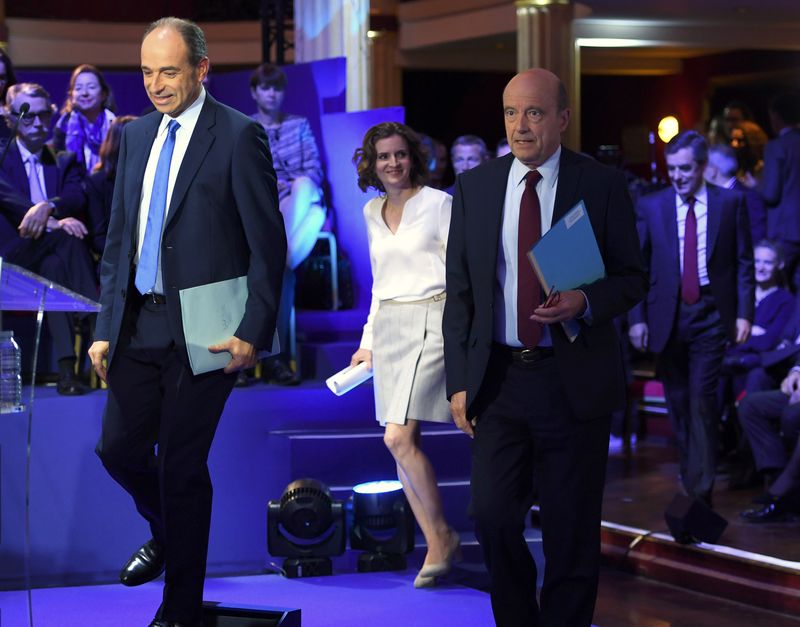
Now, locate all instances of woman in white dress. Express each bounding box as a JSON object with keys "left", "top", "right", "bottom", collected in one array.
[{"left": 351, "top": 122, "right": 460, "bottom": 587}]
